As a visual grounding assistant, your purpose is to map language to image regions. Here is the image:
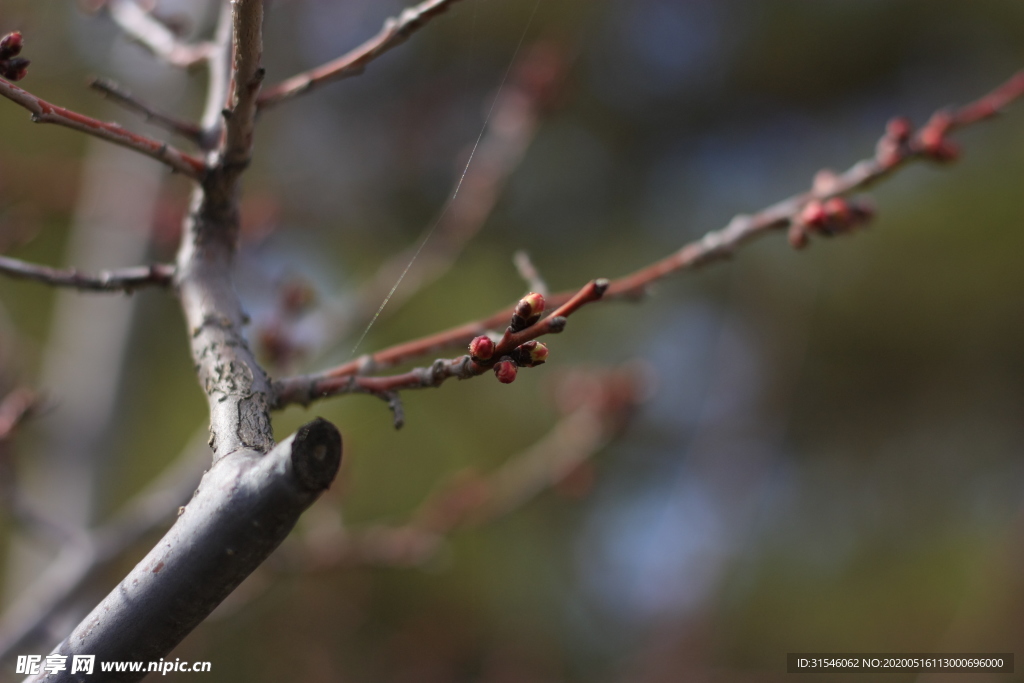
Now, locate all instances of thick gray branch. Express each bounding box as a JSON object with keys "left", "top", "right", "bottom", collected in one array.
[{"left": 28, "top": 418, "right": 341, "bottom": 683}]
